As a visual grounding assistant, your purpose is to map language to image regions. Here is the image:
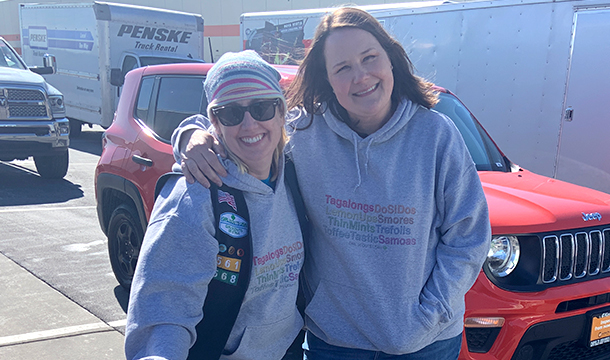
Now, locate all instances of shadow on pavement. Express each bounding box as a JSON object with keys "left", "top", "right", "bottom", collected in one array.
[
  {"left": 0, "top": 162, "right": 84, "bottom": 206},
  {"left": 69, "top": 128, "right": 104, "bottom": 156},
  {"left": 114, "top": 285, "right": 130, "bottom": 313}
]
